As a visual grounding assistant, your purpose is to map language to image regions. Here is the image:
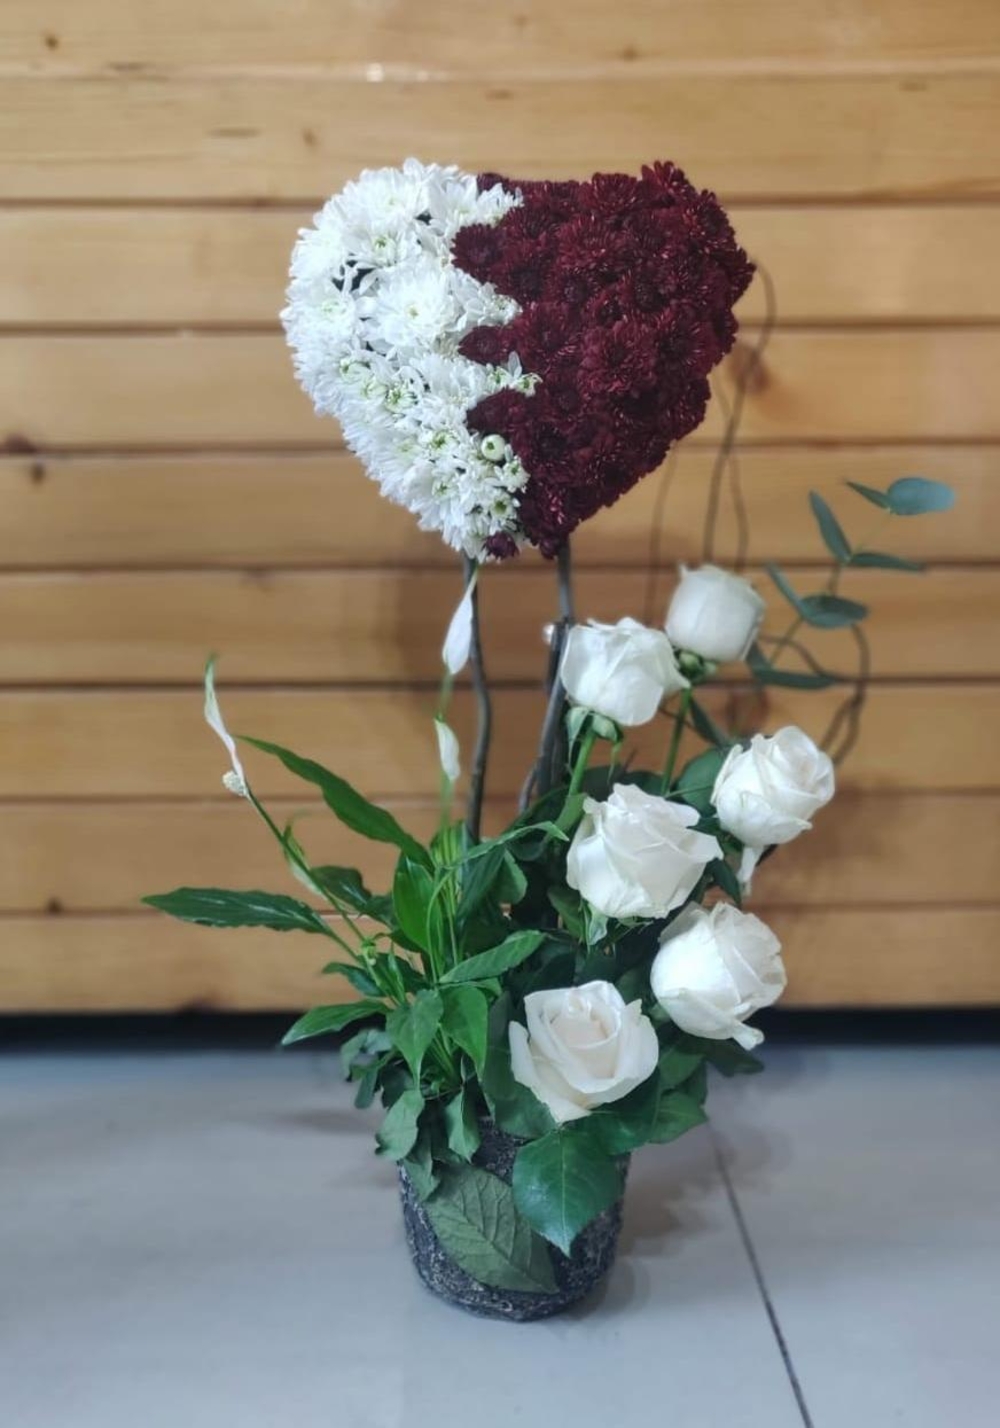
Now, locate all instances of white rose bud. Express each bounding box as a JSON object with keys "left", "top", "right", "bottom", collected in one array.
[
  {"left": 651, "top": 903, "right": 786, "bottom": 1050},
  {"left": 559, "top": 617, "right": 689, "bottom": 728},
  {"left": 712, "top": 727, "right": 835, "bottom": 861},
  {"left": 666, "top": 564, "right": 766, "bottom": 663},
  {"left": 567, "top": 783, "right": 722, "bottom": 920},
  {"left": 509, "top": 980, "right": 659, "bottom": 1124}
]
